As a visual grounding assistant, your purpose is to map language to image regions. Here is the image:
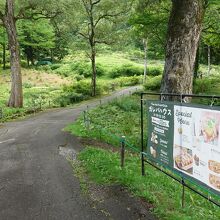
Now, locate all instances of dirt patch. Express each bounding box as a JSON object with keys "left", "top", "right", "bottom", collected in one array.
[
  {"left": 75, "top": 137, "right": 157, "bottom": 220},
  {"left": 77, "top": 137, "right": 120, "bottom": 152},
  {"left": 86, "top": 183, "right": 157, "bottom": 220}
]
